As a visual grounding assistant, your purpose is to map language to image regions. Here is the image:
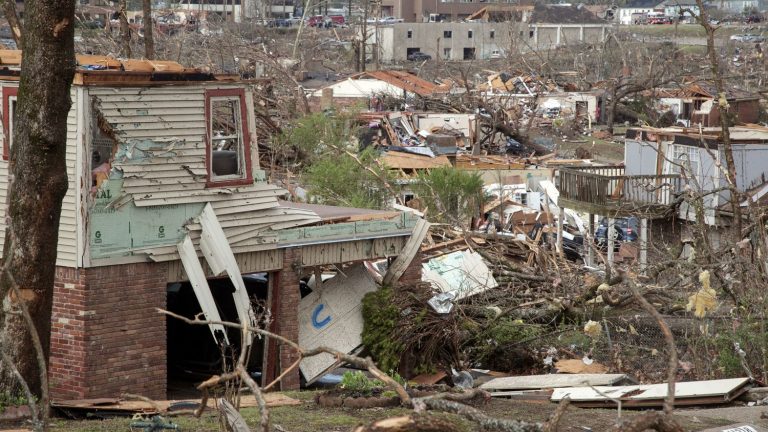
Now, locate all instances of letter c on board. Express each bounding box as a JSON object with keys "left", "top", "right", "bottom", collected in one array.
[{"left": 312, "top": 304, "right": 331, "bottom": 329}]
